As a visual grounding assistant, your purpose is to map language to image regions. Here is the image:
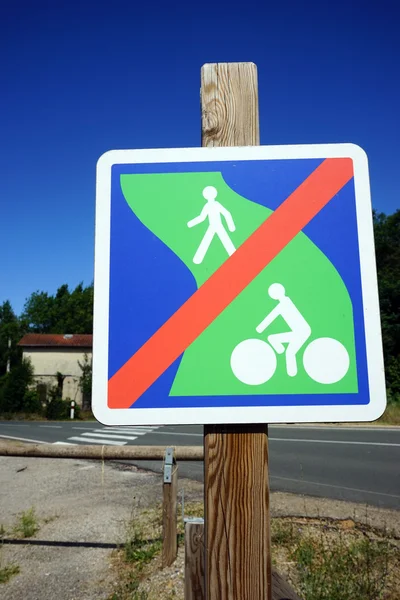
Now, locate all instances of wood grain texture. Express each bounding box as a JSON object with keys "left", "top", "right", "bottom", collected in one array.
[
  {"left": 162, "top": 464, "right": 178, "bottom": 567},
  {"left": 271, "top": 570, "right": 302, "bottom": 600},
  {"left": 201, "top": 63, "right": 260, "bottom": 147},
  {"left": 201, "top": 62, "right": 269, "bottom": 600},
  {"left": 0, "top": 443, "right": 203, "bottom": 461},
  {"left": 185, "top": 522, "right": 301, "bottom": 600},
  {"left": 185, "top": 522, "right": 205, "bottom": 600},
  {"left": 204, "top": 425, "right": 271, "bottom": 599}
]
